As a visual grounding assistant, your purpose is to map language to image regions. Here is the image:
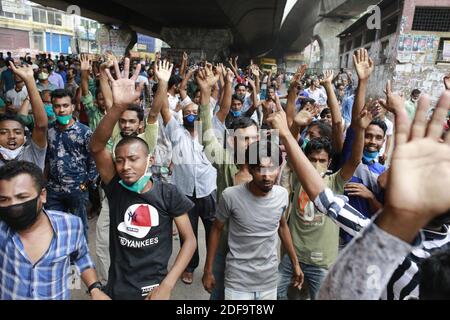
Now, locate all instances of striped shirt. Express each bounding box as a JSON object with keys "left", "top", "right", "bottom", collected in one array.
[
  {"left": 314, "top": 188, "right": 450, "bottom": 300},
  {"left": 0, "top": 210, "right": 95, "bottom": 300}
]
